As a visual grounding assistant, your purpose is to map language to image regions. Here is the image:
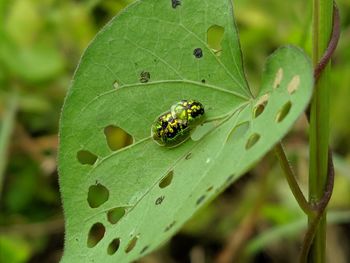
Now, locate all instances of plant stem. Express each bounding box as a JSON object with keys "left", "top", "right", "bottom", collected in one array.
[
  {"left": 0, "top": 90, "right": 18, "bottom": 198},
  {"left": 300, "top": 149, "right": 335, "bottom": 263},
  {"left": 274, "top": 143, "right": 313, "bottom": 216},
  {"left": 309, "top": 0, "right": 333, "bottom": 261}
]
